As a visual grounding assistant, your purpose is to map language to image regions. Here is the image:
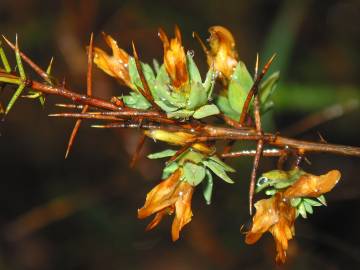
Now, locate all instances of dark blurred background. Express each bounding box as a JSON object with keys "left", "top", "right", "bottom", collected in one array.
[{"left": 0, "top": 0, "right": 360, "bottom": 269}]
